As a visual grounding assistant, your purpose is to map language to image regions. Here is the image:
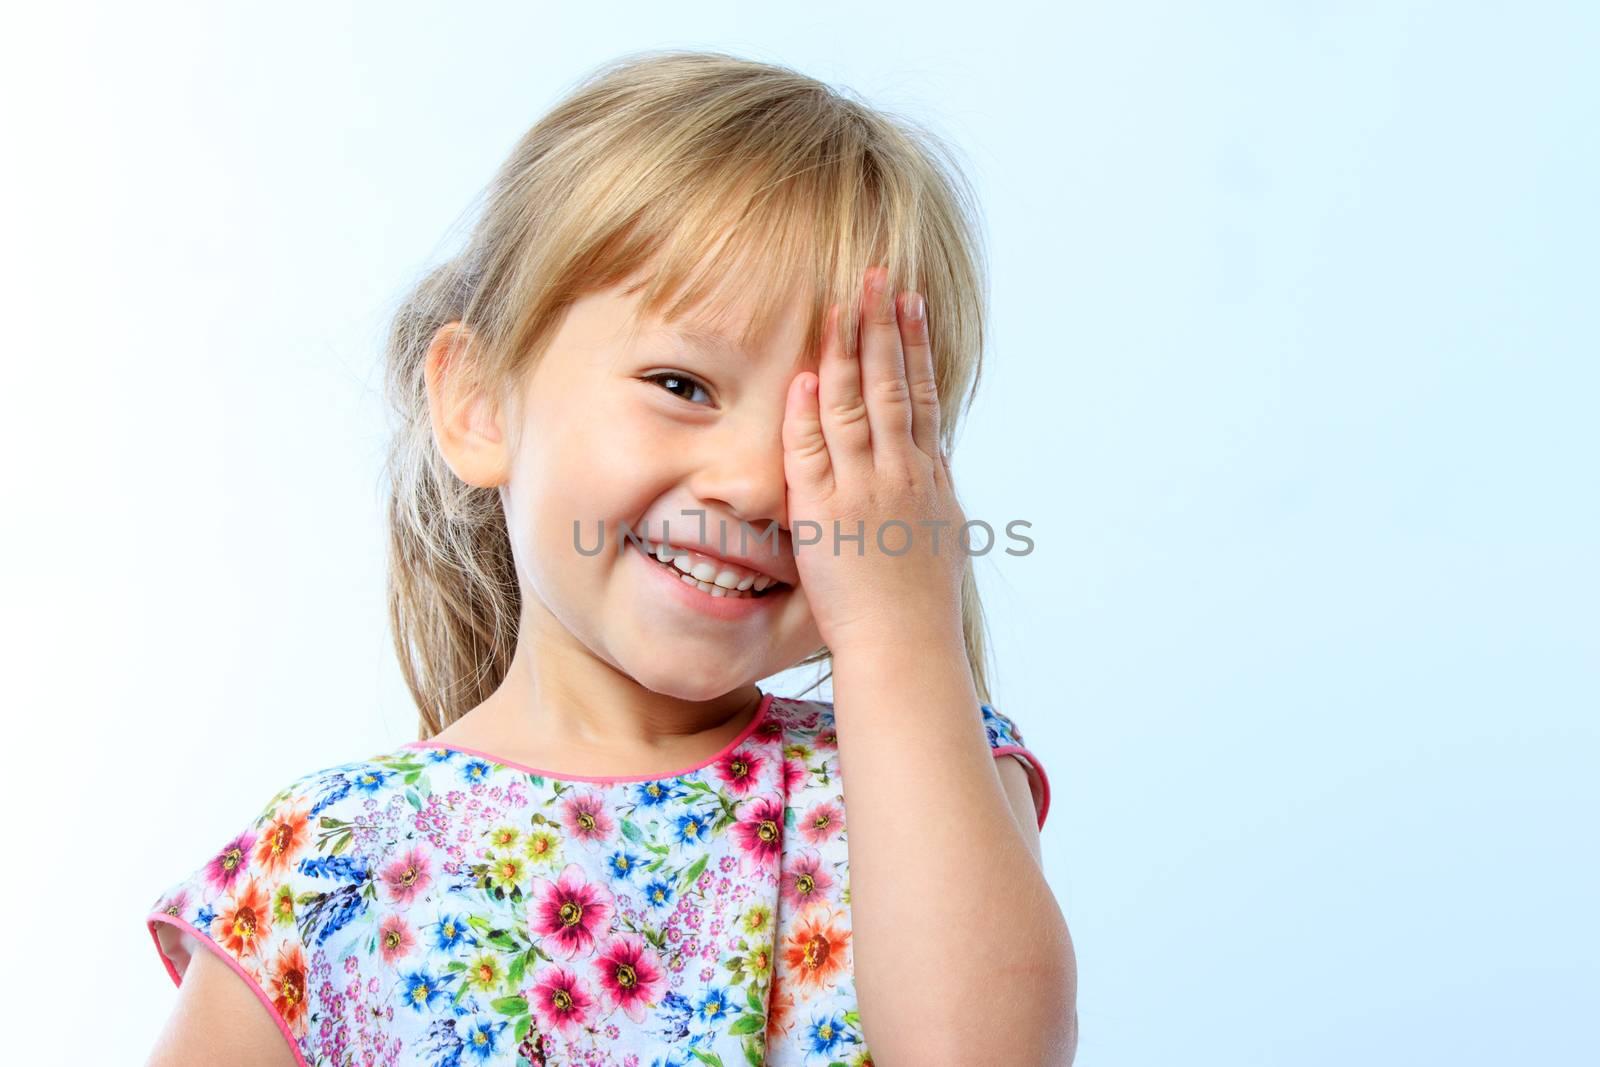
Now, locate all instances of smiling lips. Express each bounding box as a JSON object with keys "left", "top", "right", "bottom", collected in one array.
[{"left": 638, "top": 538, "right": 789, "bottom": 600}]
